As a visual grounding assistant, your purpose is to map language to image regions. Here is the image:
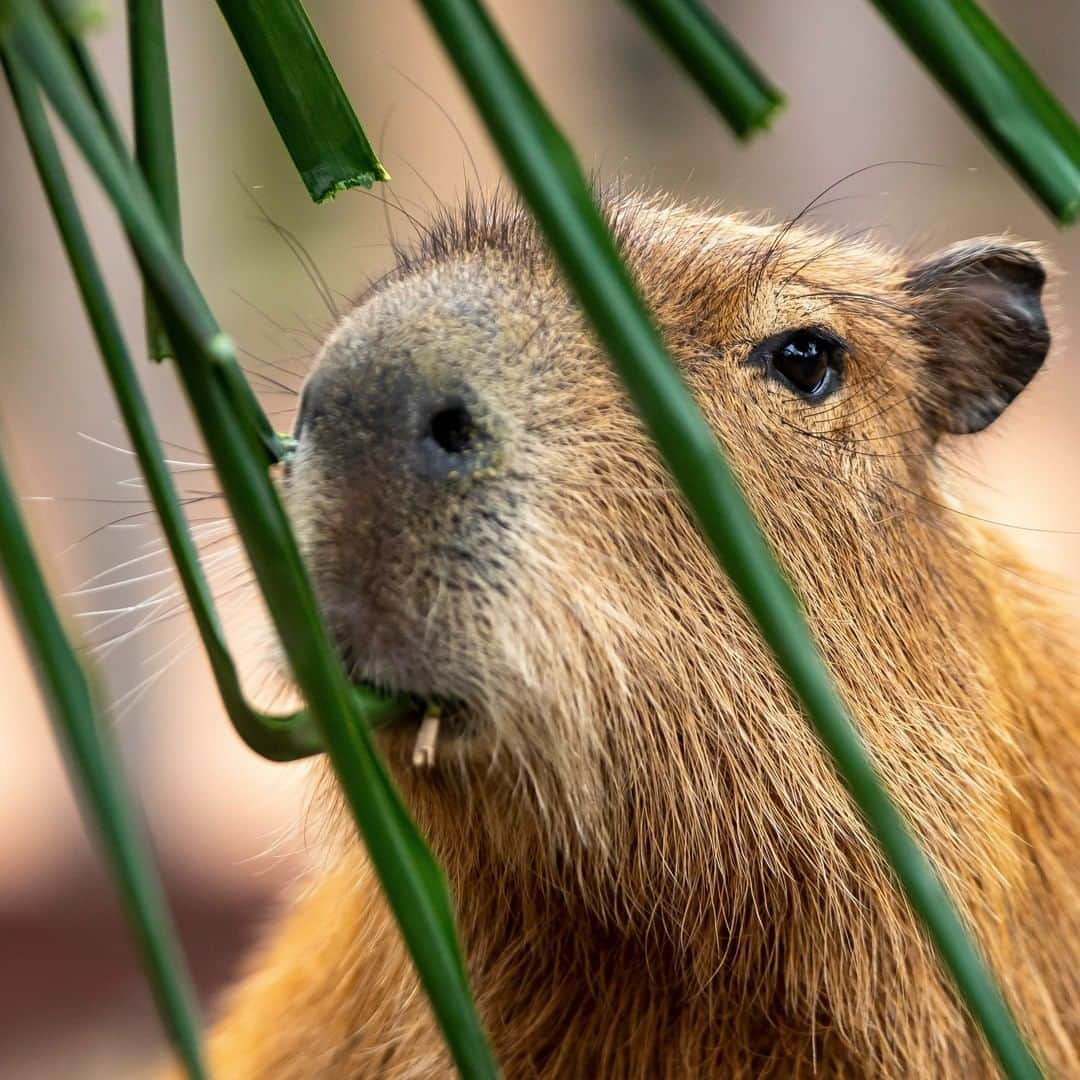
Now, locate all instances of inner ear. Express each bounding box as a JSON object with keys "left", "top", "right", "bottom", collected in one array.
[{"left": 904, "top": 240, "right": 1050, "bottom": 435}]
